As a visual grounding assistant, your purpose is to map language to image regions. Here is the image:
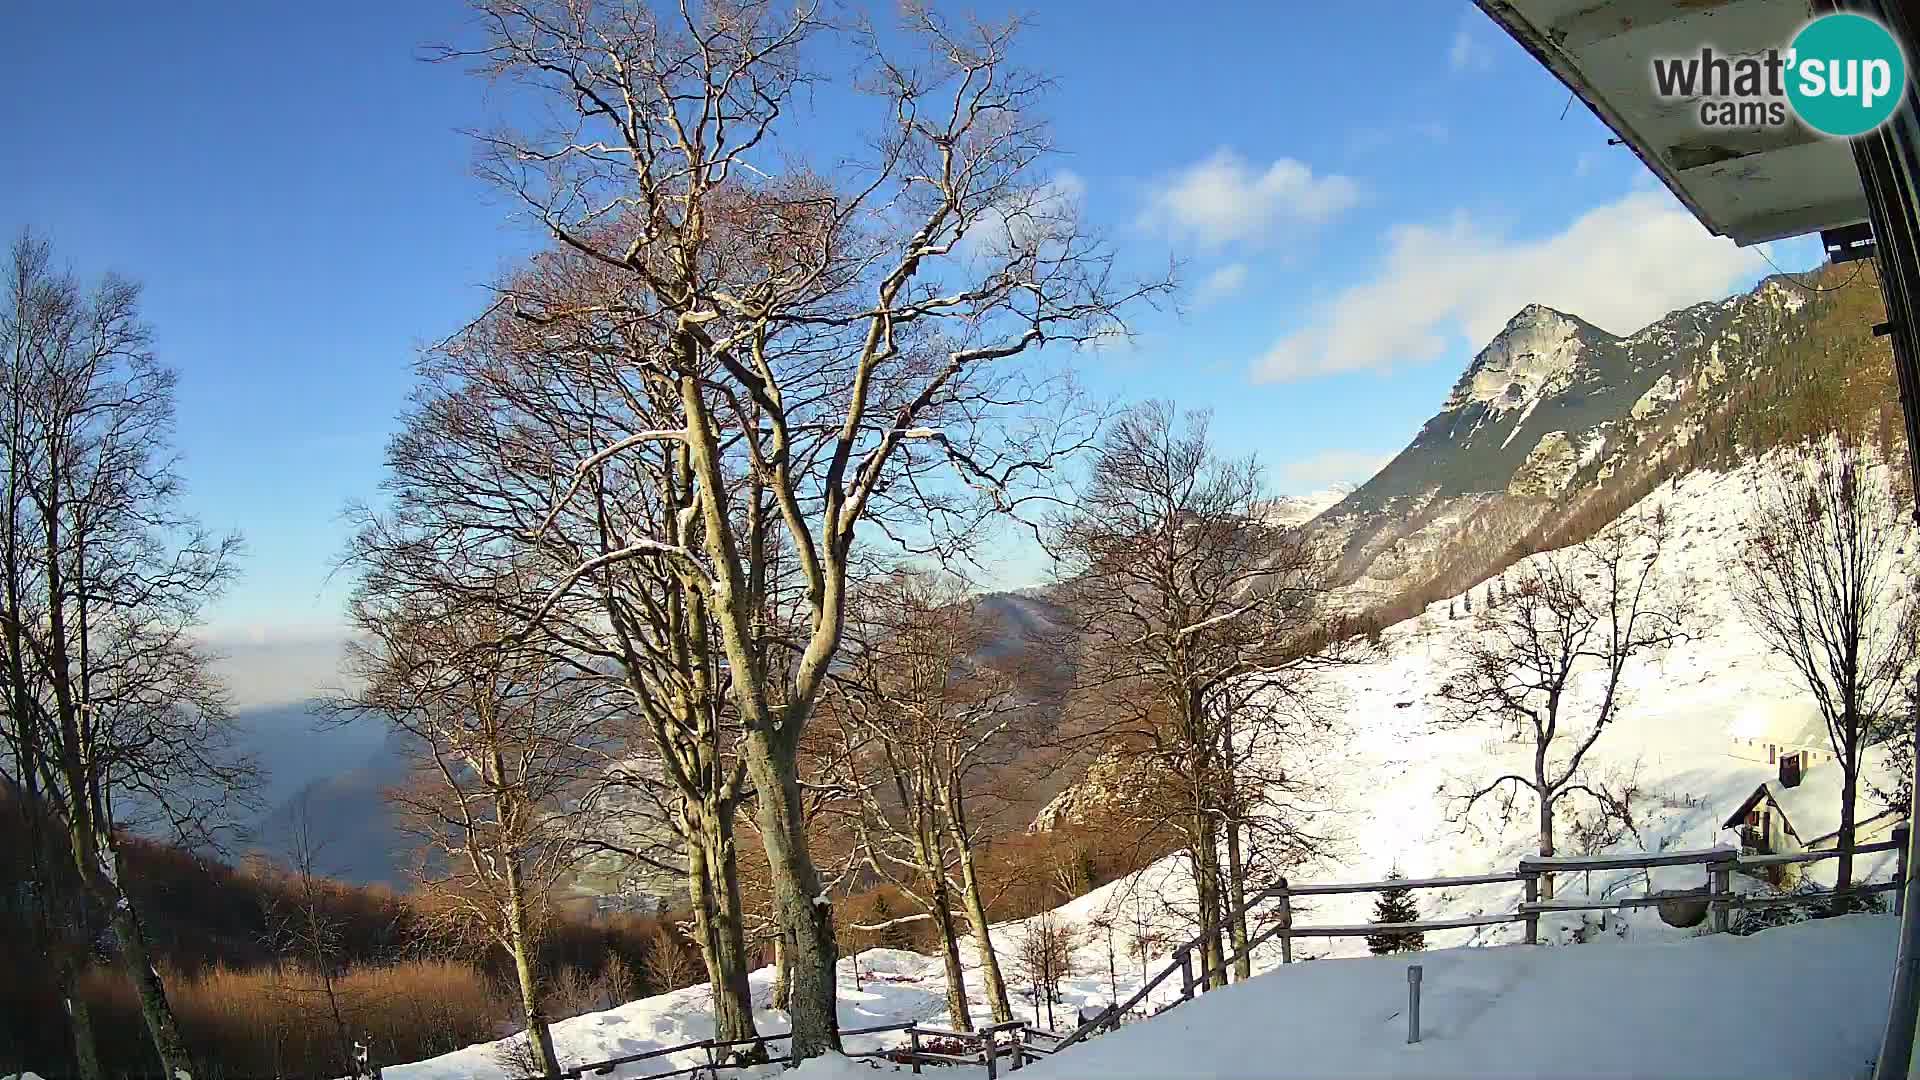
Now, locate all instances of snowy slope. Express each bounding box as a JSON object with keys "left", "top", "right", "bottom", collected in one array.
[
  {"left": 383, "top": 454, "right": 1913, "bottom": 1079},
  {"left": 1021, "top": 915, "right": 1900, "bottom": 1080},
  {"left": 1261, "top": 484, "right": 1355, "bottom": 528}
]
